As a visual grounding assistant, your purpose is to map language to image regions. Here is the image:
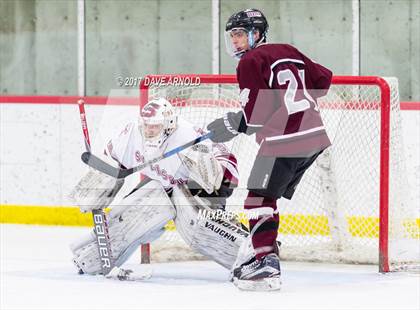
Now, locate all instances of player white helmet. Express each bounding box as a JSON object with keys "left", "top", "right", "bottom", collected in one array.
[{"left": 139, "top": 98, "right": 177, "bottom": 152}]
